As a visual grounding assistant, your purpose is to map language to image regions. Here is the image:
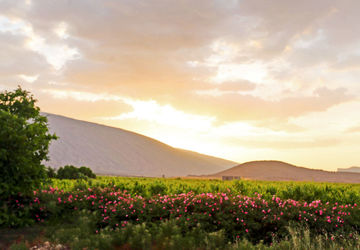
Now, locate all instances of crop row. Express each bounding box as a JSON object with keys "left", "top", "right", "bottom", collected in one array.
[{"left": 46, "top": 177, "right": 360, "bottom": 204}]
